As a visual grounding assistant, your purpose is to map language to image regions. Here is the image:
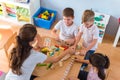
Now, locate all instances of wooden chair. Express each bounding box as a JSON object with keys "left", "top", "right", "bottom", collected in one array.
[
  {"left": 3, "top": 32, "right": 17, "bottom": 61},
  {"left": 105, "top": 68, "right": 111, "bottom": 80}
]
